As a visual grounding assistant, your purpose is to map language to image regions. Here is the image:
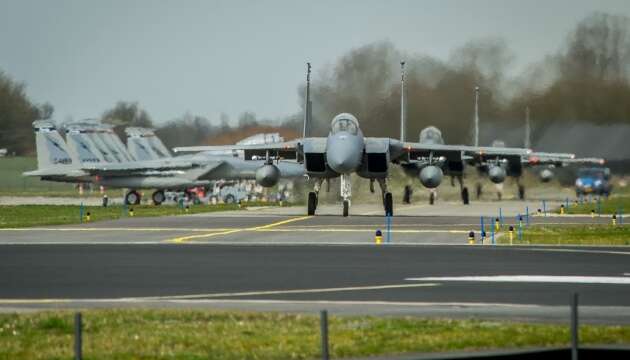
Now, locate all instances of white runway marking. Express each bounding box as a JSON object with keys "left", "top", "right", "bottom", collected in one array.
[
  {"left": 406, "top": 275, "right": 630, "bottom": 284},
  {"left": 135, "top": 283, "right": 439, "bottom": 301}
]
